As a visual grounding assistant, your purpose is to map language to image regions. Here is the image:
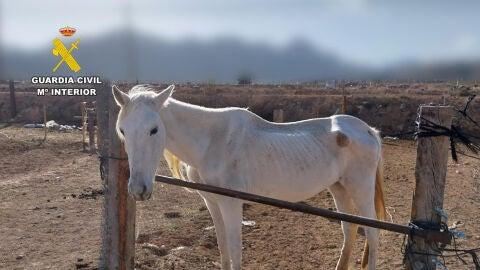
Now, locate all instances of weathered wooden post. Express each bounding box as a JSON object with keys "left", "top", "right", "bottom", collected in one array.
[
  {"left": 81, "top": 102, "right": 87, "bottom": 151},
  {"left": 405, "top": 105, "right": 453, "bottom": 270},
  {"left": 273, "top": 109, "right": 284, "bottom": 123},
  {"left": 93, "top": 101, "right": 101, "bottom": 151},
  {"left": 9, "top": 80, "right": 17, "bottom": 120},
  {"left": 87, "top": 104, "right": 96, "bottom": 154},
  {"left": 97, "top": 82, "right": 136, "bottom": 270},
  {"left": 341, "top": 81, "right": 347, "bottom": 114},
  {"left": 43, "top": 102, "right": 47, "bottom": 142}
]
